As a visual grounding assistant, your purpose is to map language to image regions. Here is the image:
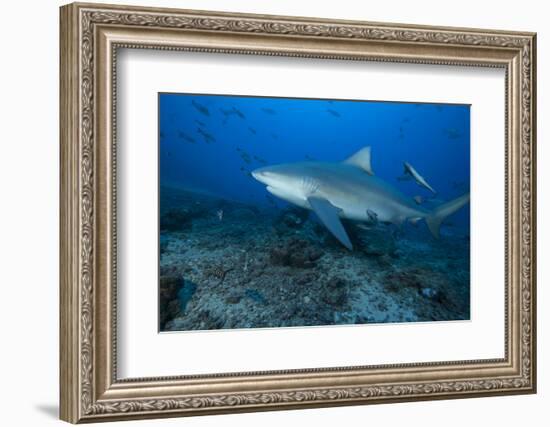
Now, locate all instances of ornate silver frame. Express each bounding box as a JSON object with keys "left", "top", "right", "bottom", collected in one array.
[{"left": 60, "top": 2, "right": 536, "bottom": 423}]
